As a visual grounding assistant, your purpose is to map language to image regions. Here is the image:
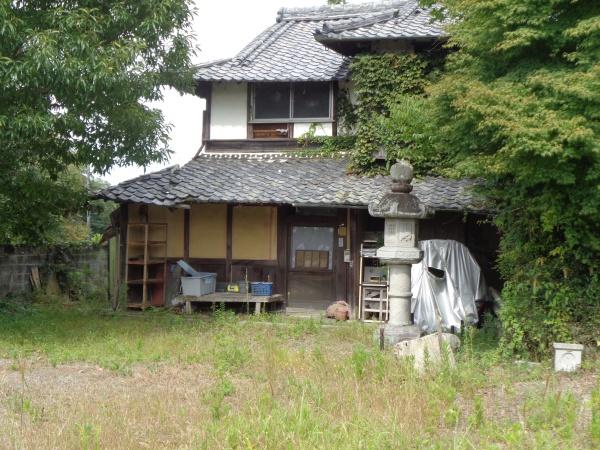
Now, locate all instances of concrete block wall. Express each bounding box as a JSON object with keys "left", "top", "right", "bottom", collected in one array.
[
  {"left": 0, "top": 245, "right": 108, "bottom": 298},
  {"left": 0, "top": 247, "right": 47, "bottom": 297},
  {"left": 69, "top": 247, "right": 108, "bottom": 294}
]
